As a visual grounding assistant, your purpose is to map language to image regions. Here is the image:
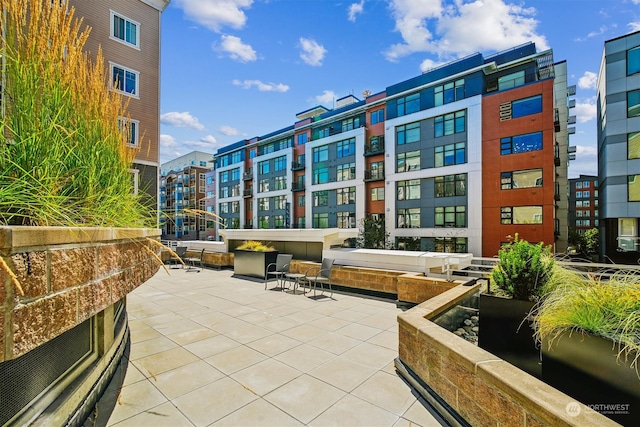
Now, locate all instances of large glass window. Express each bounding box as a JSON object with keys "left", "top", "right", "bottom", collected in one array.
[
  {"left": 274, "top": 195, "right": 286, "bottom": 210},
  {"left": 231, "top": 168, "right": 240, "bottom": 181},
  {"left": 434, "top": 79, "right": 465, "bottom": 107},
  {"left": 371, "top": 109, "right": 384, "bottom": 124},
  {"left": 397, "top": 150, "right": 420, "bottom": 172},
  {"left": 274, "top": 156, "right": 286, "bottom": 171},
  {"left": 397, "top": 180, "right": 420, "bottom": 200},
  {"left": 434, "top": 111, "right": 465, "bottom": 137},
  {"left": 337, "top": 163, "right": 356, "bottom": 181},
  {"left": 259, "top": 198, "right": 269, "bottom": 211},
  {"left": 498, "top": 70, "right": 525, "bottom": 90},
  {"left": 314, "top": 190, "right": 328, "bottom": 206},
  {"left": 435, "top": 174, "right": 466, "bottom": 198},
  {"left": 435, "top": 206, "right": 466, "bottom": 227},
  {"left": 259, "top": 160, "right": 270, "bottom": 174},
  {"left": 259, "top": 179, "right": 269, "bottom": 192},
  {"left": 313, "top": 213, "right": 329, "bottom": 228},
  {"left": 337, "top": 187, "right": 355, "bottom": 205},
  {"left": 435, "top": 142, "right": 466, "bottom": 167},
  {"left": 111, "top": 12, "right": 139, "bottom": 48},
  {"left": 297, "top": 133, "right": 308, "bottom": 145},
  {"left": 628, "top": 46, "right": 640, "bottom": 76},
  {"left": 501, "top": 206, "right": 542, "bottom": 224},
  {"left": 313, "top": 145, "right": 329, "bottom": 162},
  {"left": 629, "top": 175, "right": 640, "bottom": 201},
  {"left": 371, "top": 187, "right": 385, "bottom": 201},
  {"left": 341, "top": 118, "right": 361, "bottom": 132},
  {"left": 111, "top": 63, "right": 138, "bottom": 95},
  {"left": 500, "top": 132, "right": 543, "bottom": 155},
  {"left": 118, "top": 117, "right": 139, "bottom": 147},
  {"left": 501, "top": 169, "right": 543, "bottom": 189},
  {"left": 512, "top": 95, "right": 542, "bottom": 118},
  {"left": 629, "top": 132, "right": 640, "bottom": 159},
  {"left": 313, "top": 167, "right": 329, "bottom": 184},
  {"left": 274, "top": 176, "right": 286, "bottom": 190},
  {"left": 397, "top": 93, "right": 420, "bottom": 116},
  {"left": 397, "top": 208, "right": 421, "bottom": 228},
  {"left": 337, "top": 138, "right": 355, "bottom": 157},
  {"left": 628, "top": 89, "right": 640, "bottom": 118},
  {"left": 396, "top": 122, "right": 420, "bottom": 145},
  {"left": 337, "top": 212, "right": 356, "bottom": 228}
]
